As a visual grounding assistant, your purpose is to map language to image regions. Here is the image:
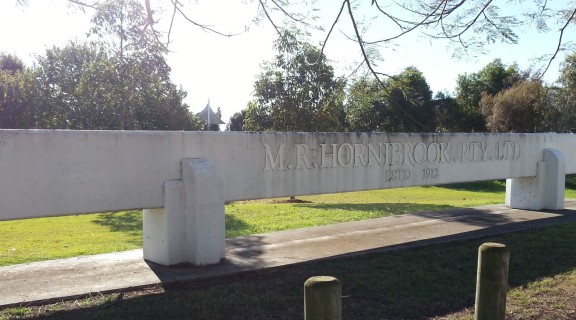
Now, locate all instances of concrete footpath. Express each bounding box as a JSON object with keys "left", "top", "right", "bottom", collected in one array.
[{"left": 2, "top": 201, "right": 576, "bottom": 307}]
